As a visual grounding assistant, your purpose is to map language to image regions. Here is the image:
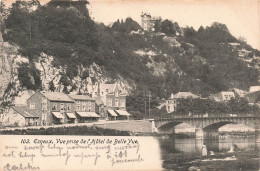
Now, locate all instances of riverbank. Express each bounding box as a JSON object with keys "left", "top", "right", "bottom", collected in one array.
[{"left": 163, "top": 149, "right": 260, "bottom": 170}]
